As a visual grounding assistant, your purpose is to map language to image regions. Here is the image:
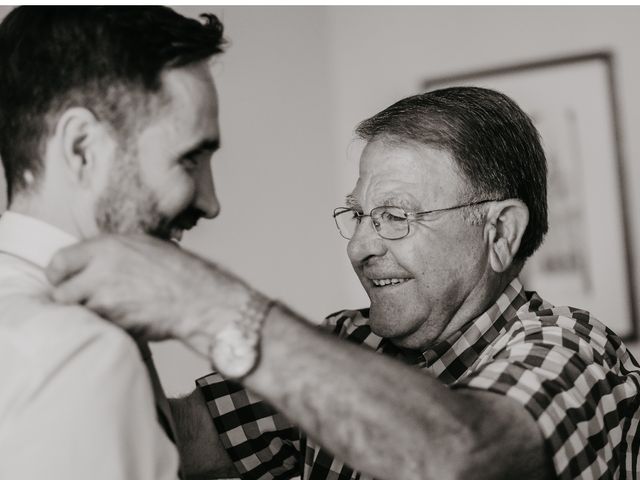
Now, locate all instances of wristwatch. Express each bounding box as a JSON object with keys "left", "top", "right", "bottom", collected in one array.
[{"left": 209, "top": 292, "right": 275, "bottom": 379}]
